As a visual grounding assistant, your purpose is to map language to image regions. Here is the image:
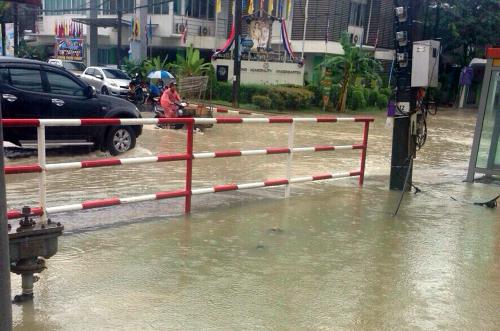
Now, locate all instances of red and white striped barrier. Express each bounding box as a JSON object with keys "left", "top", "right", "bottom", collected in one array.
[
  {"left": 207, "top": 106, "right": 258, "bottom": 116},
  {"left": 1, "top": 116, "right": 374, "bottom": 127},
  {"left": 6, "top": 171, "right": 359, "bottom": 219},
  {"left": 4, "top": 145, "right": 363, "bottom": 174},
  {"left": 3, "top": 115, "right": 373, "bottom": 222}
]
